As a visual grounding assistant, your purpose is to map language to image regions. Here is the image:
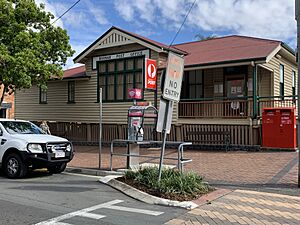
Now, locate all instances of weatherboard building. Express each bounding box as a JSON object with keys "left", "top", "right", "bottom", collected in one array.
[{"left": 15, "top": 26, "right": 298, "bottom": 148}]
